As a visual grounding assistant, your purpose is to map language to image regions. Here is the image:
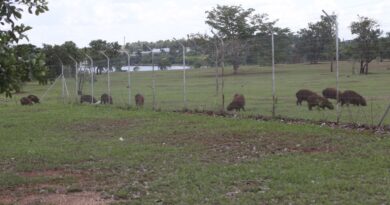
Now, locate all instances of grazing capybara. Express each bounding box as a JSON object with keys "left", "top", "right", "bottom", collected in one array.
[
  {"left": 80, "top": 95, "right": 97, "bottom": 104},
  {"left": 100, "top": 93, "right": 113, "bottom": 104},
  {"left": 296, "top": 89, "right": 317, "bottom": 105},
  {"left": 307, "top": 94, "right": 334, "bottom": 110},
  {"left": 27, "top": 95, "right": 40, "bottom": 104},
  {"left": 227, "top": 94, "right": 246, "bottom": 111},
  {"left": 20, "top": 97, "right": 33, "bottom": 106},
  {"left": 339, "top": 90, "right": 367, "bottom": 106},
  {"left": 322, "top": 88, "right": 342, "bottom": 100},
  {"left": 135, "top": 94, "right": 144, "bottom": 108}
]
